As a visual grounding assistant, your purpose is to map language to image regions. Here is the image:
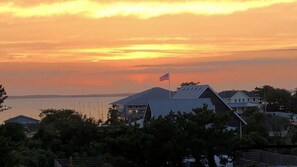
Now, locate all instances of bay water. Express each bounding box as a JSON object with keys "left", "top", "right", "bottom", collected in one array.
[{"left": 0, "top": 96, "right": 125, "bottom": 124}]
